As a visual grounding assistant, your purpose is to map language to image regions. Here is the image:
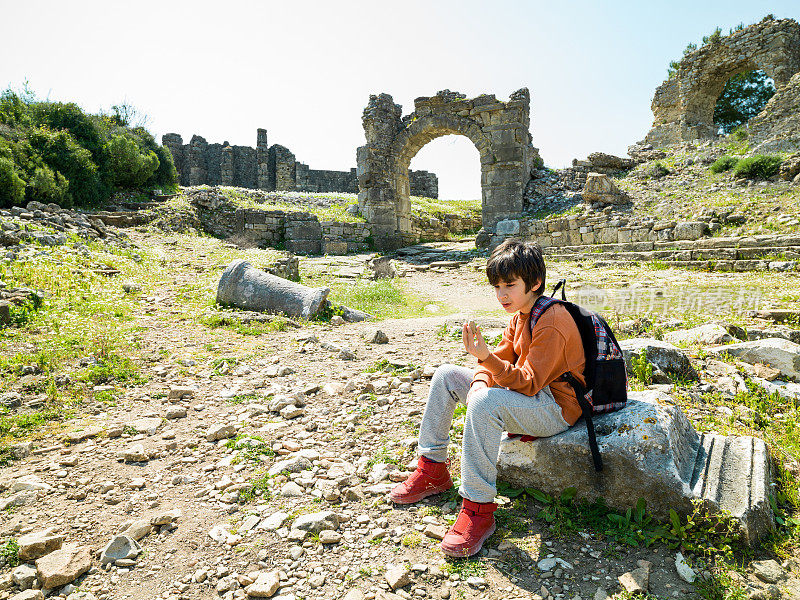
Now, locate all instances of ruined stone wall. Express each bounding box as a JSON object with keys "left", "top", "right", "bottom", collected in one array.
[
  {"left": 162, "top": 130, "right": 438, "bottom": 197},
  {"left": 293, "top": 165, "right": 439, "bottom": 197},
  {"left": 234, "top": 205, "right": 477, "bottom": 256},
  {"left": 750, "top": 70, "right": 800, "bottom": 153},
  {"left": 644, "top": 17, "right": 800, "bottom": 146}
]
